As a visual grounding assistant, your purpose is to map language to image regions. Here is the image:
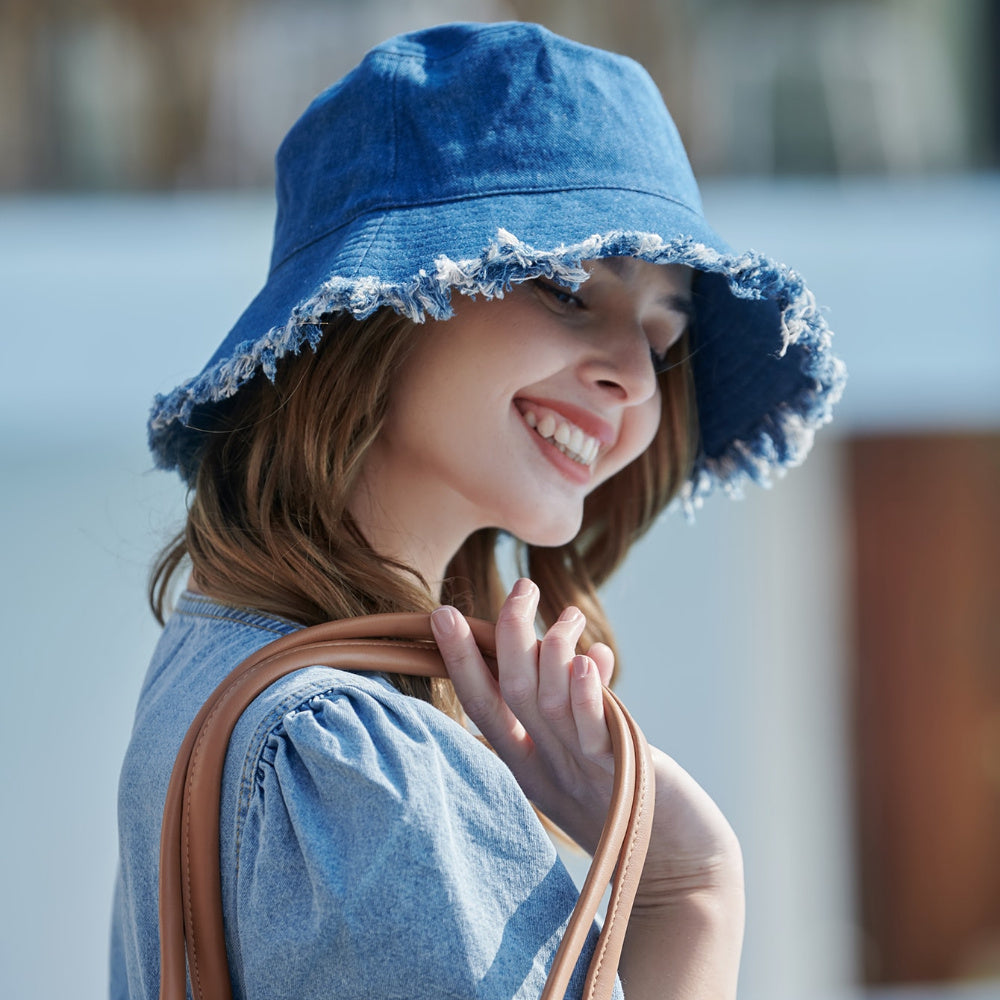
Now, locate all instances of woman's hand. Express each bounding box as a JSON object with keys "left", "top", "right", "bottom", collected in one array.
[
  {"left": 430, "top": 579, "right": 744, "bottom": 999},
  {"left": 430, "top": 579, "right": 742, "bottom": 891},
  {"left": 431, "top": 577, "right": 618, "bottom": 853}
]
